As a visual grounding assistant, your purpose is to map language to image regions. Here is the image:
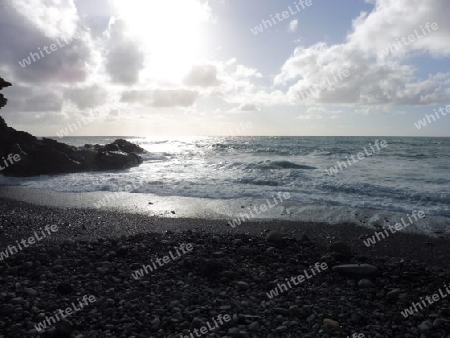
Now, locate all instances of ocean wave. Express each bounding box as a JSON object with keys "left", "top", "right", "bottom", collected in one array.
[
  {"left": 311, "top": 150, "right": 332, "bottom": 156},
  {"left": 140, "top": 153, "right": 170, "bottom": 161},
  {"left": 246, "top": 160, "right": 316, "bottom": 170},
  {"left": 238, "top": 178, "right": 280, "bottom": 186},
  {"left": 321, "top": 181, "right": 450, "bottom": 206}
]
